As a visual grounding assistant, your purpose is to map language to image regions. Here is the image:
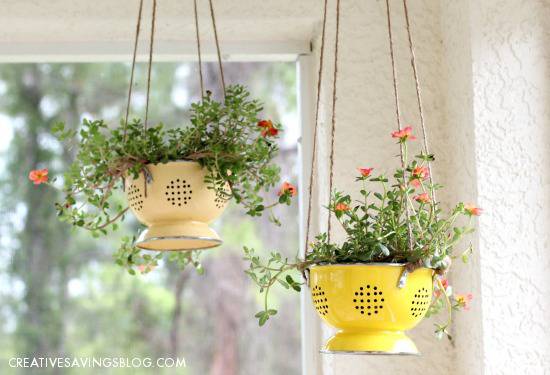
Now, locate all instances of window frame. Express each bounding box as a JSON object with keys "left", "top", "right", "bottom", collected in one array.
[
  {"left": 297, "top": 54, "right": 323, "bottom": 375},
  {"left": 0, "top": 43, "right": 320, "bottom": 374}
]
